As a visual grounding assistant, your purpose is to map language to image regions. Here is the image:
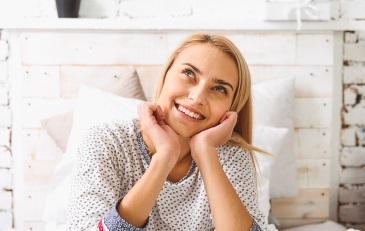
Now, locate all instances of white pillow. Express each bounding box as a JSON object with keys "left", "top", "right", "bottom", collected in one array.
[
  {"left": 252, "top": 77, "right": 298, "bottom": 198},
  {"left": 43, "top": 86, "right": 144, "bottom": 225},
  {"left": 253, "top": 125, "right": 289, "bottom": 221}
]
